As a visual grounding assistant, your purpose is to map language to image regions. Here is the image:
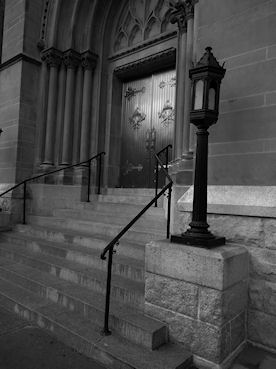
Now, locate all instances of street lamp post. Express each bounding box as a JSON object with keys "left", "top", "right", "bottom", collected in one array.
[{"left": 171, "top": 47, "right": 226, "bottom": 248}]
